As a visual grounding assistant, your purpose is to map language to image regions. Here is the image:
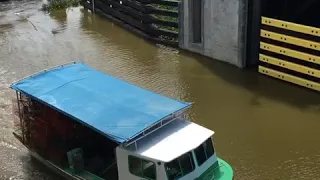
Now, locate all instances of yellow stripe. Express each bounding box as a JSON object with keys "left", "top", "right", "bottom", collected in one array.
[
  {"left": 258, "top": 66, "right": 320, "bottom": 91},
  {"left": 259, "top": 54, "right": 320, "bottom": 78},
  {"left": 260, "top": 42, "right": 320, "bottom": 65},
  {"left": 260, "top": 29, "right": 320, "bottom": 51},
  {"left": 261, "top": 17, "right": 320, "bottom": 37}
]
